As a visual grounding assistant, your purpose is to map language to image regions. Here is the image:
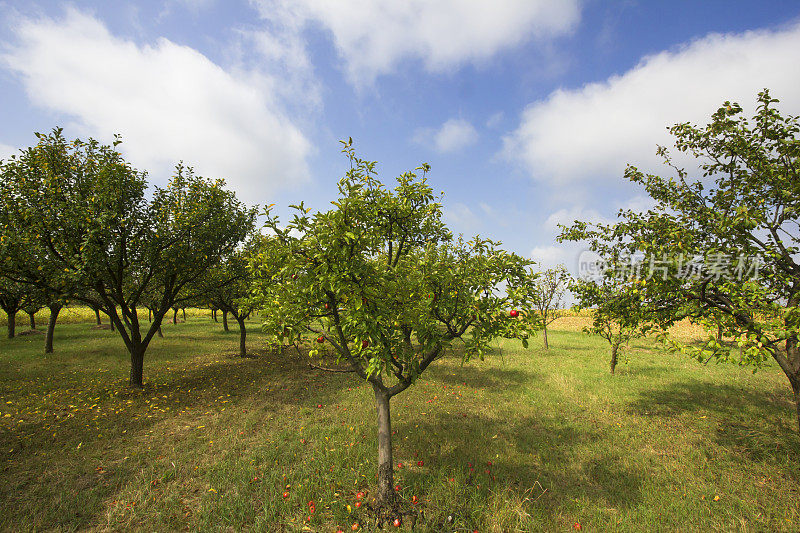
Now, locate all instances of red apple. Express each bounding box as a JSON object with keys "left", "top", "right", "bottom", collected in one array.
[
  {"left": 356, "top": 491, "right": 364, "bottom": 500},
  {"left": 317, "top": 336, "right": 325, "bottom": 343},
  {"left": 417, "top": 460, "right": 423, "bottom": 467},
  {"left": 351, "top": 523, "right": 359, "bottom": 531},
  {"left": 291, "top": 274, "right": 298, "bottom": 280},
  {"left": 282, "top": 491, "right": 289, "bottom": 498},
  {"left": 325, "top": 303, "right": 330, "bottom": 310},
  {"left": 394, "top": 484, "right": 401, "bottom": 491},
  {"left": 393, "top": 518, "right": 401, "bottom": 527},
  {"left": 355, "top": 501, "right": 361, "bottom": 508},
  {"left": 362, "top": 339, "right": 369, "bottom": 349},
  {"left": 411, "top": 495, "right": 418, "bottom": 504},
  {"left": 509, "top": 309, "right": 519, "bottom": 318}
]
